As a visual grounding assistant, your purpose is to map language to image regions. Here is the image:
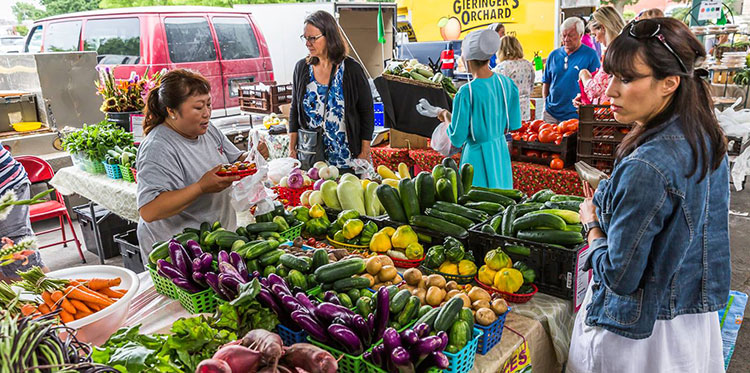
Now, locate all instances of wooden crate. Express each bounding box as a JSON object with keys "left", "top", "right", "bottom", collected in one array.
[
  {"left": 511, "top": 133, "right": 577, "bottom": 168},
  {"left": 577, "top": 105, "right": 634, "bottom": 174},
  {"left": 239, "top": 82, "right": 293, "bottom": 114}
]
